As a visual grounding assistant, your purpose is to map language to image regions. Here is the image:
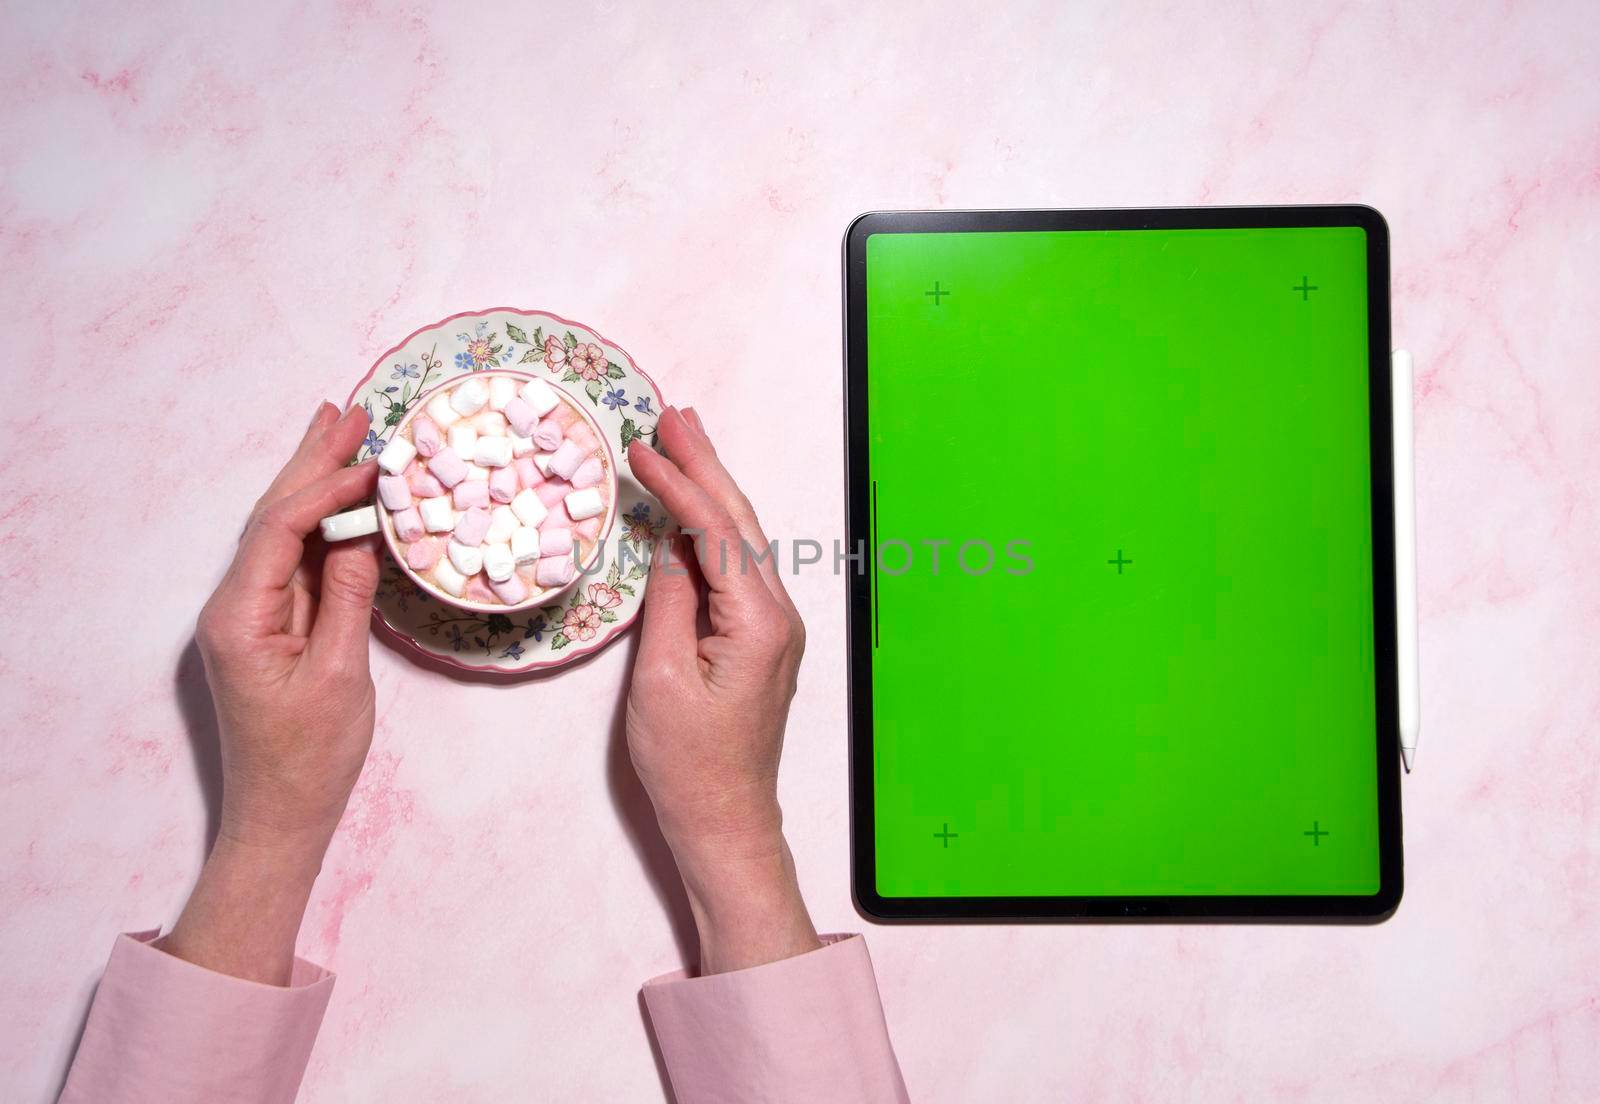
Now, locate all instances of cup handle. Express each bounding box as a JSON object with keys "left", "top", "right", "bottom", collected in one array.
[{"left": 319, "top": 505, "right": 380, "bottom": 542}]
